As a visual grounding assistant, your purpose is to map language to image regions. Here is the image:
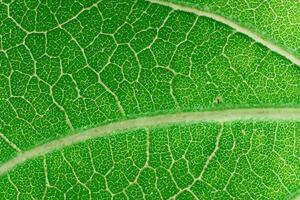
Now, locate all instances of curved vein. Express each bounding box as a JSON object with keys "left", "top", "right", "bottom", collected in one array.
[
  {"left": 148, "top": 0, "right": 300, "bottom": 67},
  {"left": 1, "top": 107, "right": 300, "bottom": 176}
]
